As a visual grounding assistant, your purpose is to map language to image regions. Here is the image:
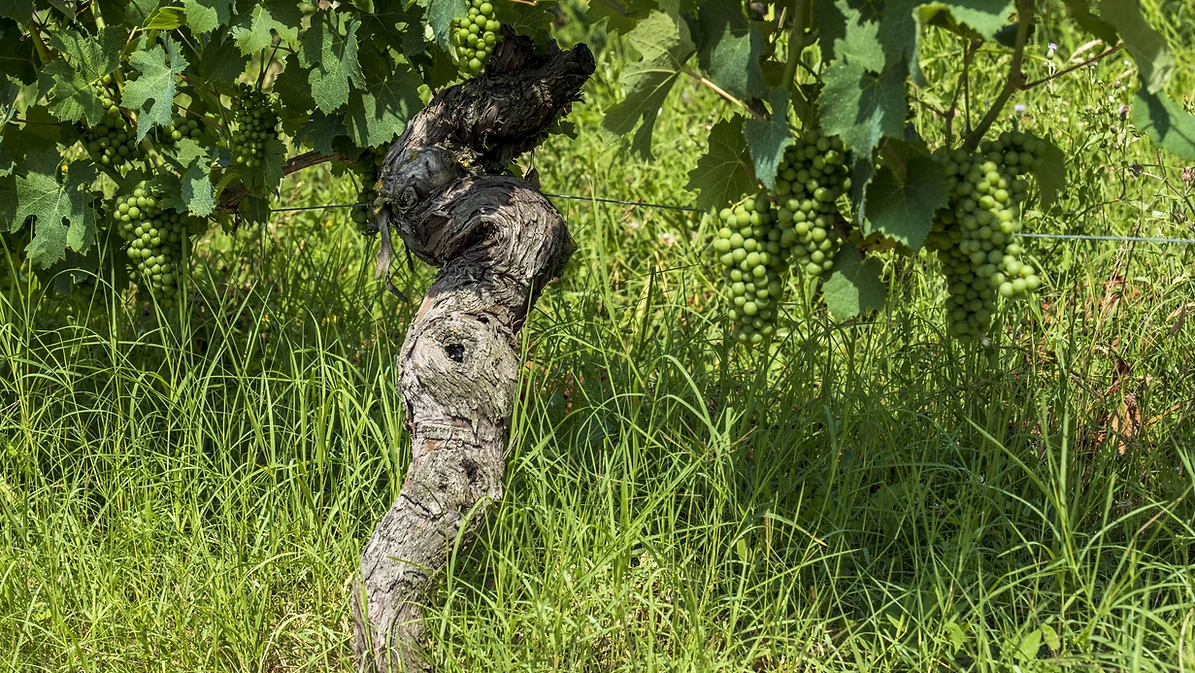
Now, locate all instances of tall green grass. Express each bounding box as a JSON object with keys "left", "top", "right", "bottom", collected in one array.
[{"left": 3, "top": 7, "right": 1195, "bottom": 672}]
